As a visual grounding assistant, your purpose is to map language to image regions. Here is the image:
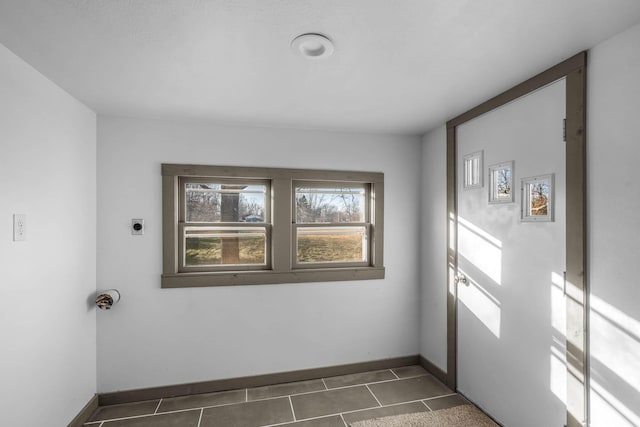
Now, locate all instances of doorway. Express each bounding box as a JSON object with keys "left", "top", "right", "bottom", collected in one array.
[{"left": 445, "top": 53, "right": 587, "bottom": 427}]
